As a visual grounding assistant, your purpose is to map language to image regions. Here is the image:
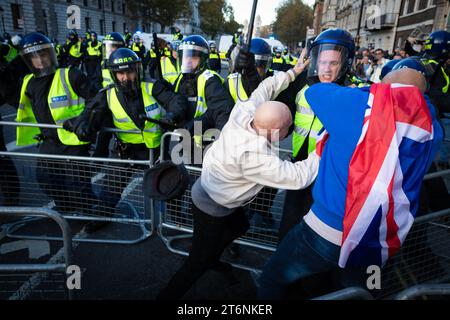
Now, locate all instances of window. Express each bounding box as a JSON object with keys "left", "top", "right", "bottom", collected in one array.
[
  {"left": 11, "top": 4, "right": 24, "bottom": 29},
  {"left": 403, "top": 0, "right": 409, "bottom": 15},
  {"left": 100, "top": 19, "right": 105, "bottom": 34},
  {"left": 122, "top": 3, "right": 126, "bottom": 14},
  {"left": 112, "top": 21, "right": 116, "bottom": 32},
  {"left": 85, "top": 17, "right": 90, "bottom": 30},
  {"left": 418, "top": 0, "right": 428, "bottom": 10},
  {"left": 98, "top": 0, "right": 103, "bottom": 9},
  {"left": 111, "top": 0, "right": 115, "bottom": 12},
  {"left": 407, "top": 0, "right": 415, "bottom": 13},
  {"left": 83, "top": 0, "right": 88, "bottom": 6},
  {"left": 123, "top": 22, "right": 127, "bottom": 33}
]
